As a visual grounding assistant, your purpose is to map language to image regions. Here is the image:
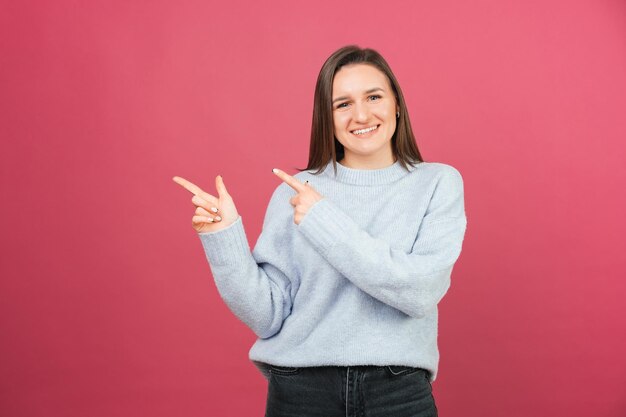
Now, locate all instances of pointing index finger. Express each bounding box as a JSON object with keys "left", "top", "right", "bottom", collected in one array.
[
  {"left": 272, "top": 168, "right": 305, "bottom": 192},
  {"left": 172, "top": 177, "right": 206, "bottom": 197}
]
